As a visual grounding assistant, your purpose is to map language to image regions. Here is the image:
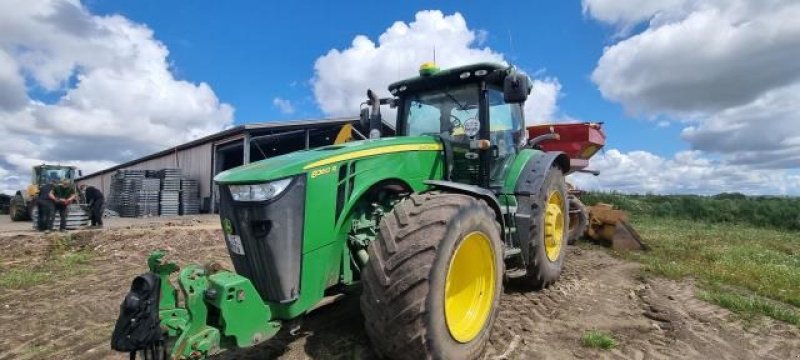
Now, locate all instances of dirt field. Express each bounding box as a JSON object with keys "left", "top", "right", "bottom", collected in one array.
[{"left": 0, "top": 217, "right": 798, "bottom": 360}]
